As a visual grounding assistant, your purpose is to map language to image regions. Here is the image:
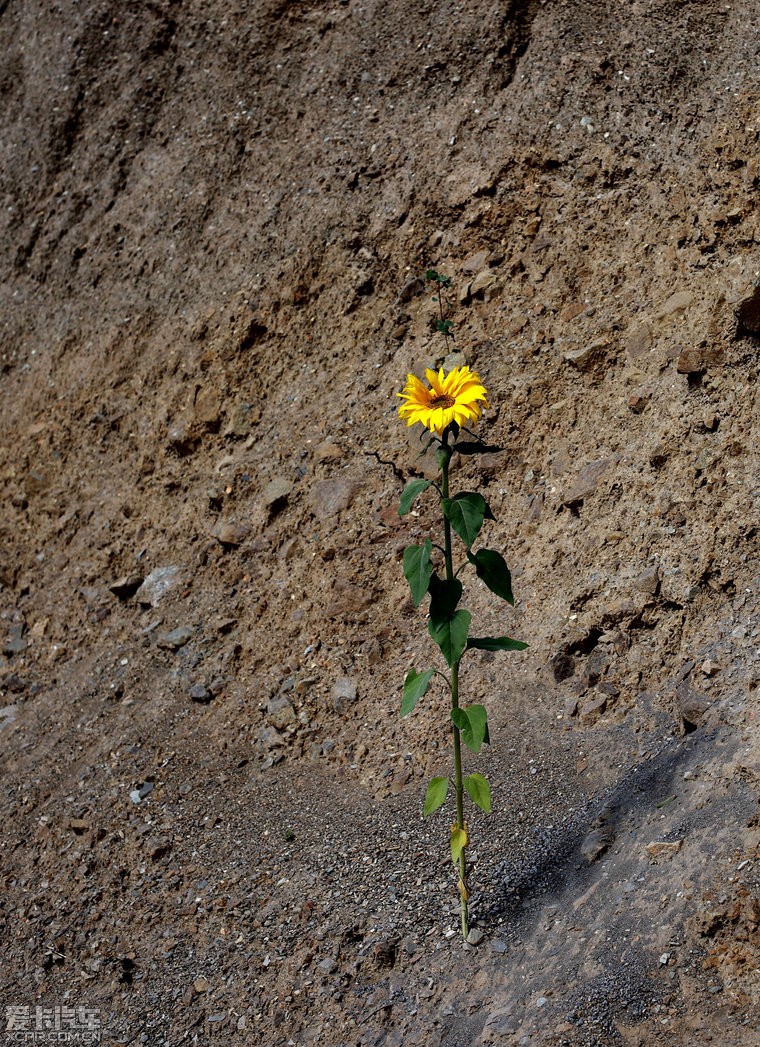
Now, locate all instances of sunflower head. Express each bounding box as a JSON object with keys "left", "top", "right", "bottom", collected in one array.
[{"left": 397, "top": 365, "right": 489, "bottom": 437}]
